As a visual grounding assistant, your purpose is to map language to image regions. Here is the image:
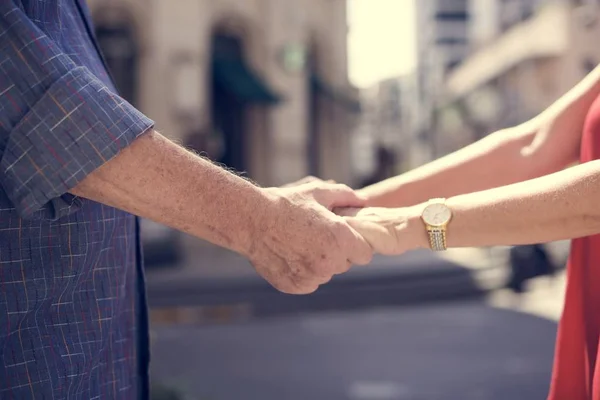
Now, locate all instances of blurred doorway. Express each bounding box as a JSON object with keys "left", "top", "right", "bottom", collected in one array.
[
  {"left": 210, "top": 31, "right": 280, "bottom": 174},
  {"left": 306, "top": 43, "right": 361, "bottom": 179},
  {"left": 307, "top": 49, "right": 322, "bottom": 177}
]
